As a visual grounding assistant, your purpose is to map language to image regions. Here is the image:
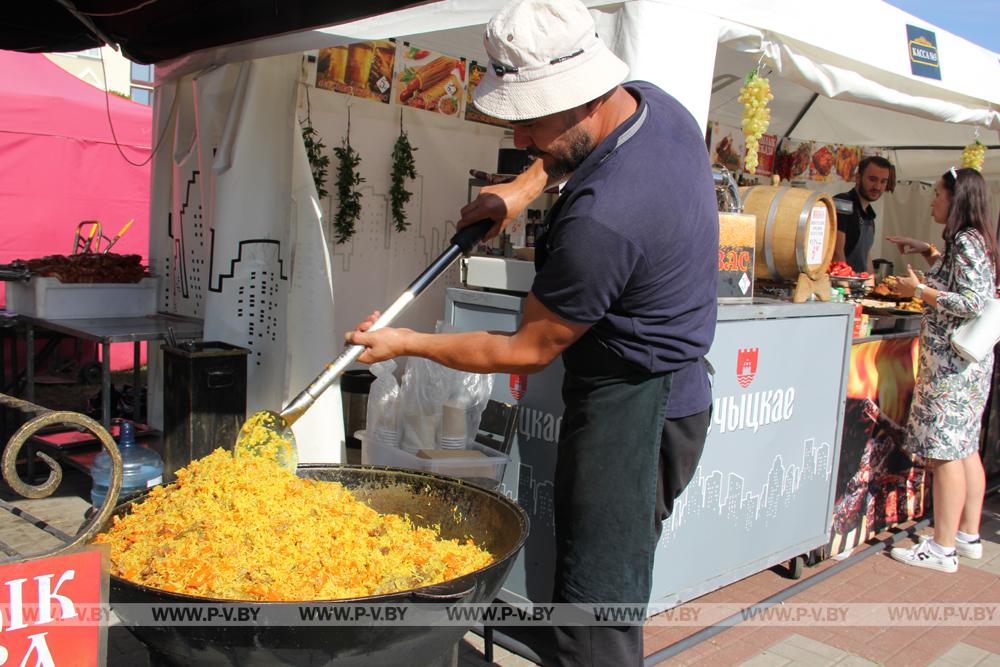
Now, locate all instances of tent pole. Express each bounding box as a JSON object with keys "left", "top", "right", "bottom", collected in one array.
[{"left": 775, "top": 93, "right": 819, "bottom": 156}]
